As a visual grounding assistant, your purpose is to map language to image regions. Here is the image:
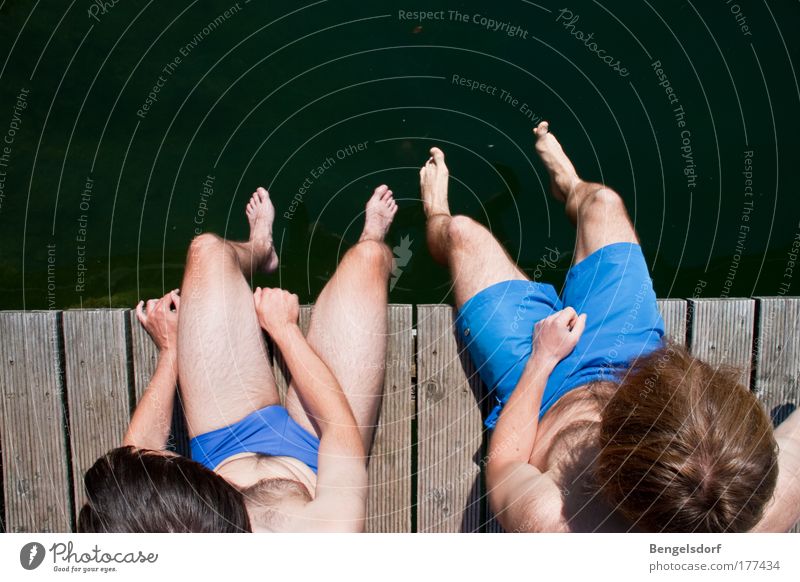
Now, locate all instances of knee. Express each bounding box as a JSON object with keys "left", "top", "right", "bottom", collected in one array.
[
  {"left": 187, "top": 233, "right": 232, "bottom": 263},
  {"left": 351, "top": 239, "right": 393, "bottom": 270},
  {"left": 447, "top": 215, "right": 480, "bottom": 248},
  {"left": 578, "top": 186, "right": 625, "bottom": 217}
]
